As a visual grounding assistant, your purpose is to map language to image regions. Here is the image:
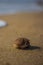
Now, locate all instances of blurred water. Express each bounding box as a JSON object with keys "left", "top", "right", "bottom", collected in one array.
[
  {"left": 0, "top": 0, "right": 43, "bottom": 15},
  {"left": 0, "top": 0, "right": 37, "bottom": 3}
]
